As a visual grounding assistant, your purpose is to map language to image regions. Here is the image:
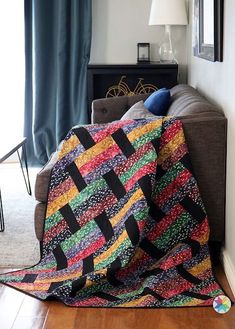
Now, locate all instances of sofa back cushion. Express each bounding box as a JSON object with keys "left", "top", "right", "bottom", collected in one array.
[{"left": 168, "top": 84, "right": 224, "bottom": 117}]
